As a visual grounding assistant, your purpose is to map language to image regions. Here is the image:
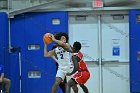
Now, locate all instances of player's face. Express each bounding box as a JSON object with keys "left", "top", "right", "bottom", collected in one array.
[
  {"left": 72, "top": 46, "right": 76, "bottom": 52},
  {"left": 60, "top": 36, "right": 66, "bottom": 43}
]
